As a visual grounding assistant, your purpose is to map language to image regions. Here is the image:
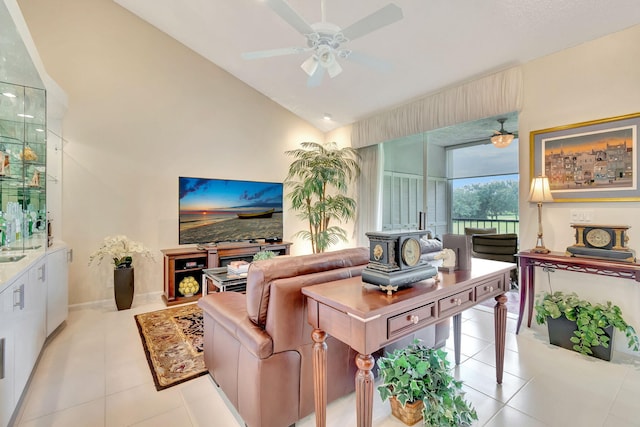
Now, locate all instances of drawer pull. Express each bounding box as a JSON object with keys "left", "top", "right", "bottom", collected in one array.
[
  {"left": 451, "top": 298, "right": 462, "bottom": 306},
  {"left": 409, "top": 315, "right": 419, "bottom": 324},
  {"left": 484, "top": 285, "right": 494, "bottom": 292}
]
